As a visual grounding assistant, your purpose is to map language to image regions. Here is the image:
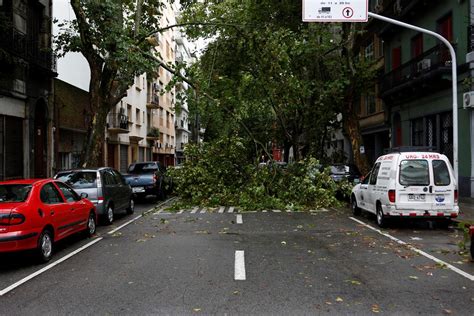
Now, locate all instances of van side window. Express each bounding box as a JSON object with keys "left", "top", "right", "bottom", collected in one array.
[
  {"left": 433, "top": 160, "right": 450, "bottom": 186},
  {"left": 369, "top": 163, "right": 381, "bottom": 185},
  {"left": 362, "top": 172, "right": 371, "bottom": 185},
  {"left": 399, "top": 160, "right": 429, "bottom": 186}
]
